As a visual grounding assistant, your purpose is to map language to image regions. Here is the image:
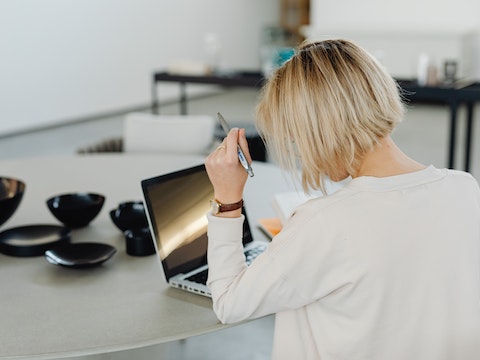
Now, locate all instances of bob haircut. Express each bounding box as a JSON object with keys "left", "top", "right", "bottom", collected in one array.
[{"left": 256, "top": 39, "right": 405, "bottom": 194}]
